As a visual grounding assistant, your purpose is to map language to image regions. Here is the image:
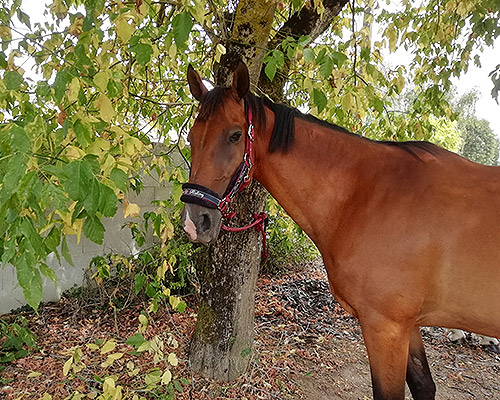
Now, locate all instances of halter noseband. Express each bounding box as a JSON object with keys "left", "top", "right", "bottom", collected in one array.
[{"left": 180, "top": 104, "right": 267, "bottom": 257}]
